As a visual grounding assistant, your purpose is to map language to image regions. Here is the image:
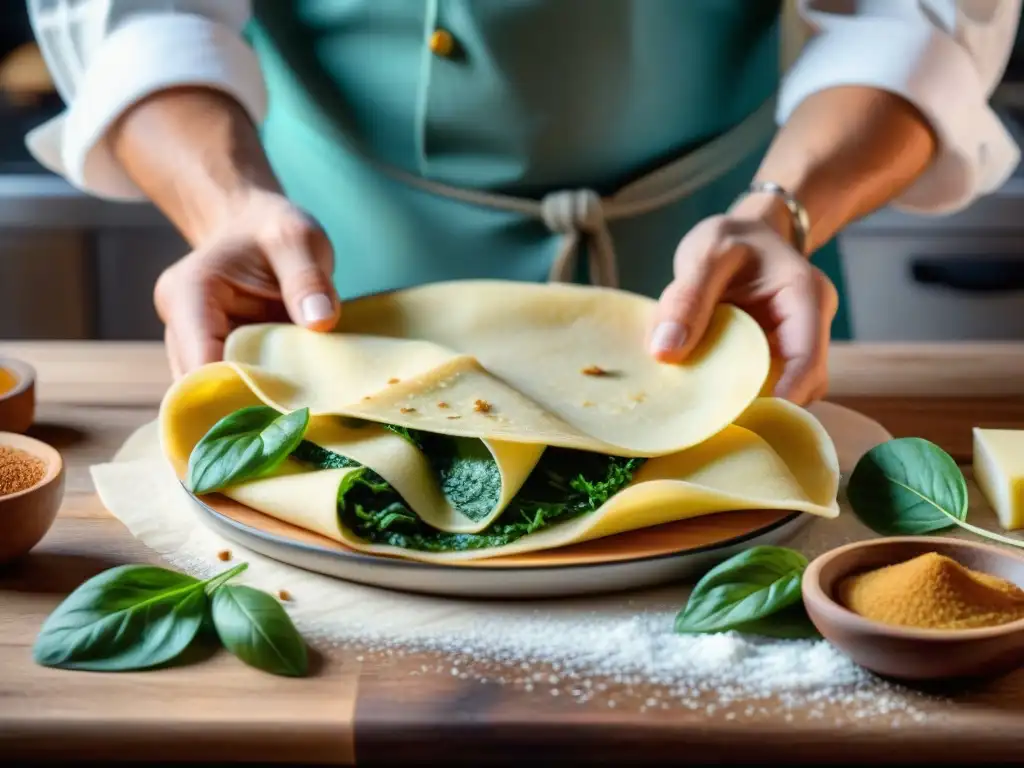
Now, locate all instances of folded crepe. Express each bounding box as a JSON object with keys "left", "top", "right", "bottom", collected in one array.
[{"left": 158, "top": 280, "right": 840, "bottom": 564}]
